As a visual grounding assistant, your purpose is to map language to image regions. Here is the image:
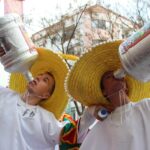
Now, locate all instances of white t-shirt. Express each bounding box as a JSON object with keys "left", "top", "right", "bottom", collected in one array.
[
  {"left": 0, "top": 86, "right": 95, "bottom": 150},
  {"left": 80, "top": 99, "right": 150, "bottom": 150},
  {"left": 0, "top": 86, "right": 63, "bottom": 150}
]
